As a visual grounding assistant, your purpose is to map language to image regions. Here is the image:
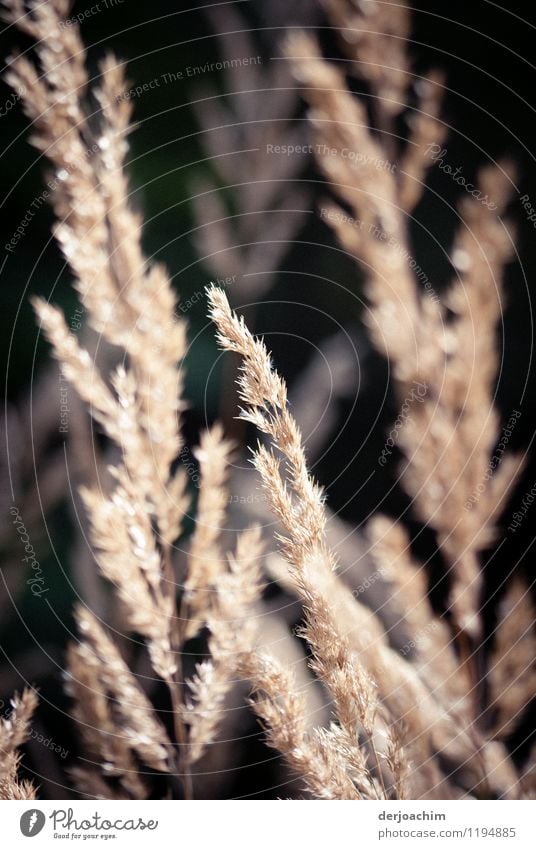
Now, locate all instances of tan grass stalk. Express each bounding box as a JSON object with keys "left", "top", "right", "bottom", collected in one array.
[
  {"left": 0, "top": 689, "right": 38, "bottom": 799},
  {"left": 208, "top": 285, "right": 408, "bottom": 798},
  {"left": 243, "top": 651, "right": 363, "bottom": 799},
  {"left": 184, "top": 525, "right": 264, "bottom": 765},
  {"left": 287, "top": 11, "right": 529, "bottom": 789},
  {"left": 4, "top": 0, "right": 263, "bottom": 799},
  {"left": 287, "top": 23, "right": 521, "bottom": 649},
  {"left": 489, "top": 581, "right": 536, "bottom": 739},
  {"left": 69, "top": 607, "right": 172, "bottom": 770},
  {"left": 183, "top": 425, "right": 234, "bottom": 640},
  {"left": 368, "top": 516, "right": 472, "bottom": 717},
  {"left": 322, "top": 0, "right": 445, "bottom": 206},
  {"left": 323, "top": 0, "right": 411, "bottom": 115},
  {"left": 207, "top": 216, "right": 523, "bottom": 799}
]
